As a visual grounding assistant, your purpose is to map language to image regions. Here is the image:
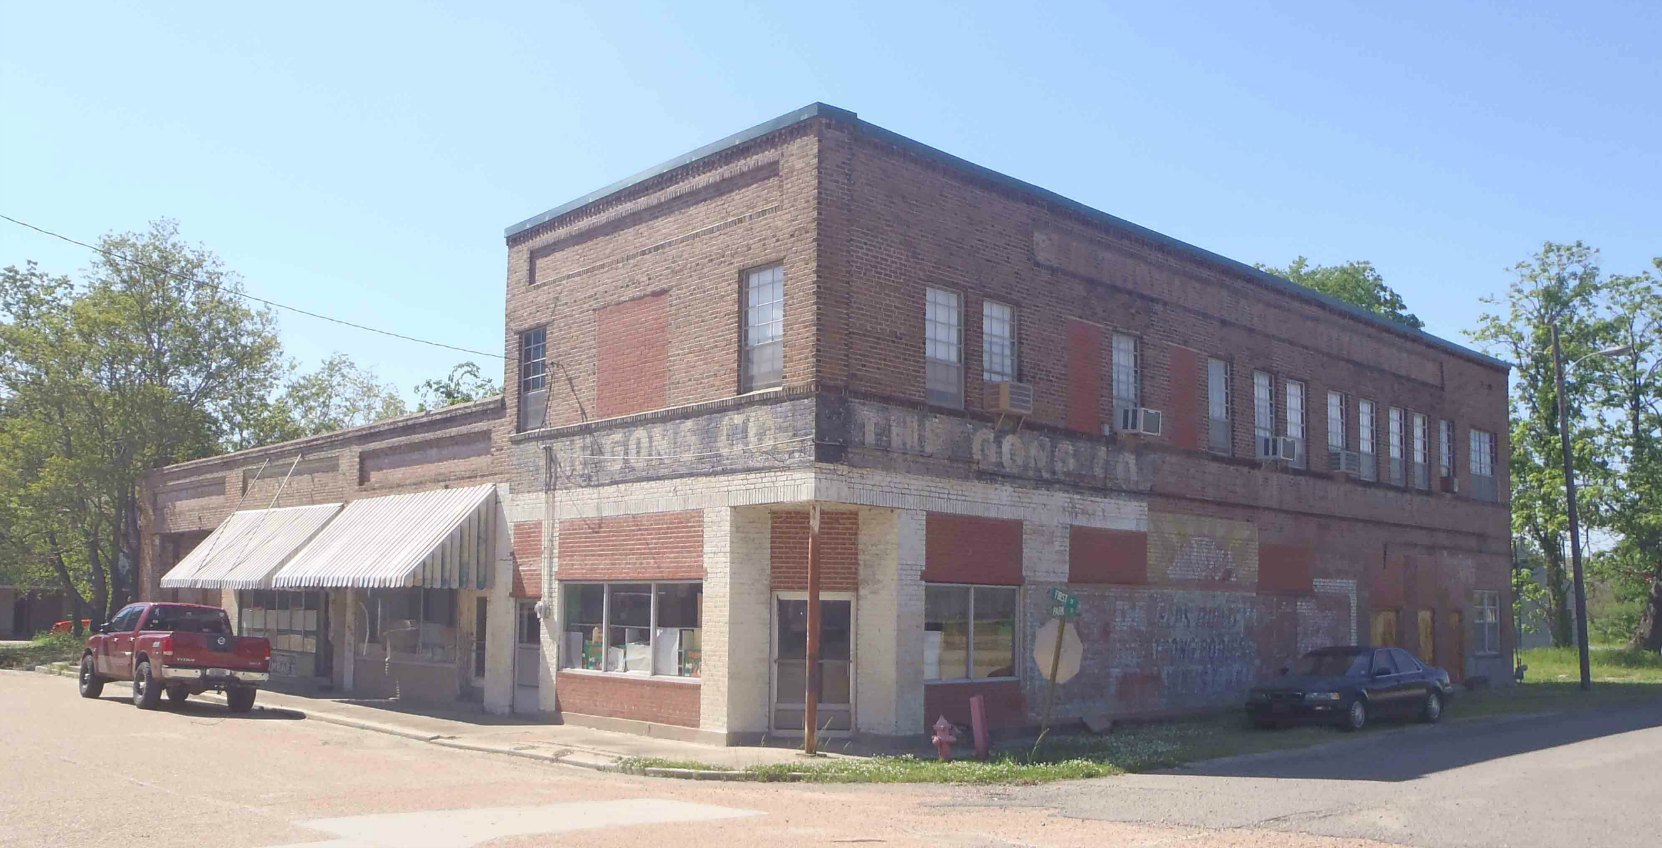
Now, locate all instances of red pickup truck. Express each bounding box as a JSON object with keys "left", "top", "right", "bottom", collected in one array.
[{"left": 77, "top": 602, "right": 271, "bottom": 712}]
